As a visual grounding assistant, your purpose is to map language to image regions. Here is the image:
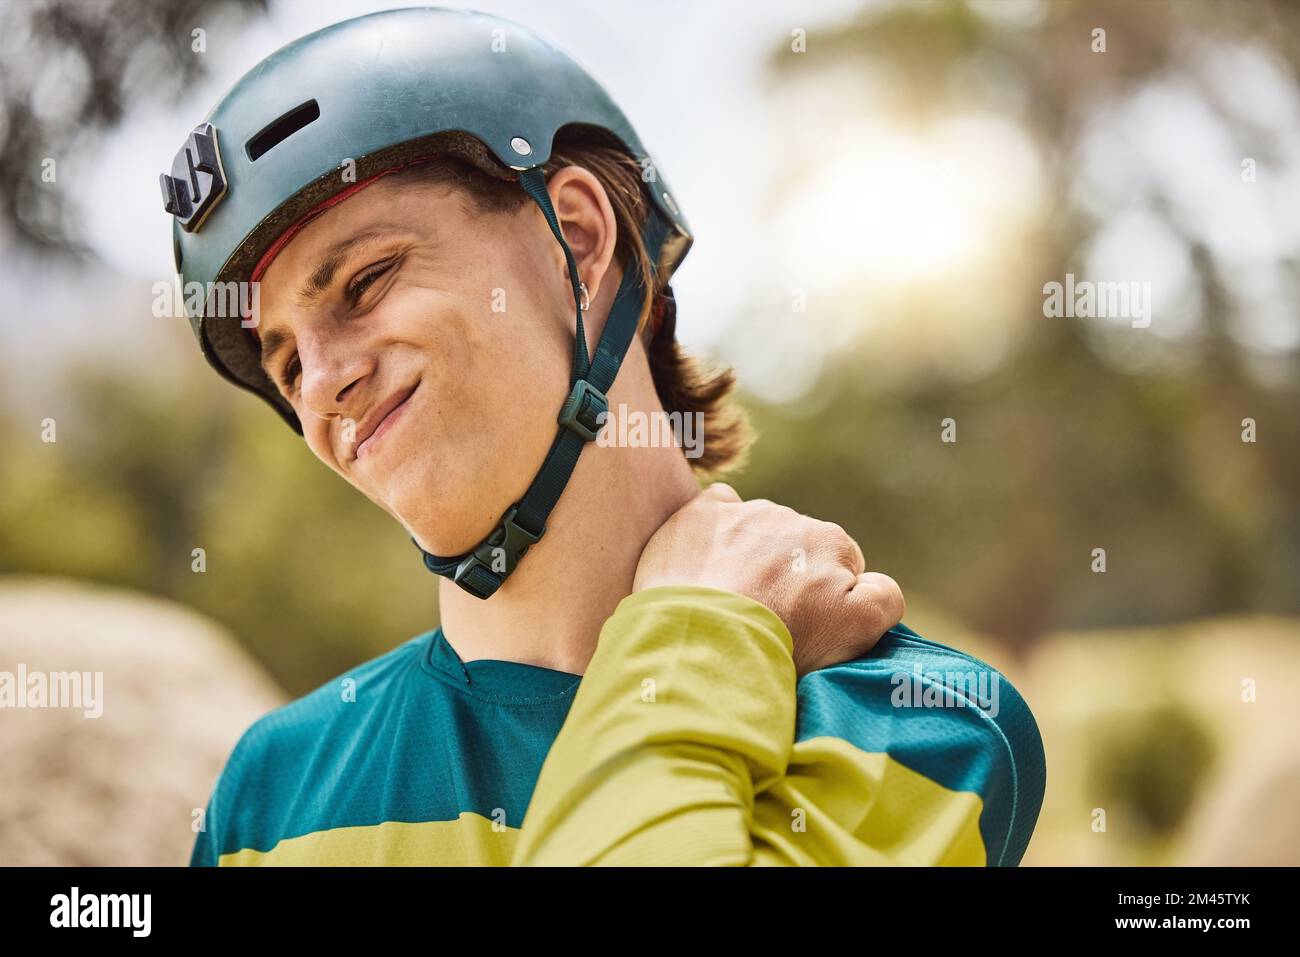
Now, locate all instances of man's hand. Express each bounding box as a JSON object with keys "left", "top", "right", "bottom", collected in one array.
[{"left": 633, "top": 483, "right": 905, "bottom": 676}]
